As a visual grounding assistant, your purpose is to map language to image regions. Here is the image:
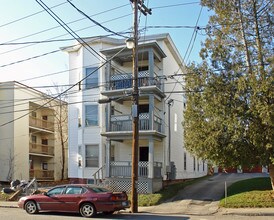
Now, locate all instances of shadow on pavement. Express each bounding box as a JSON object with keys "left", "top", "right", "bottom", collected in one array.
[{"left": 34, "top": 212, "right": 189, "bottom": 219}]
